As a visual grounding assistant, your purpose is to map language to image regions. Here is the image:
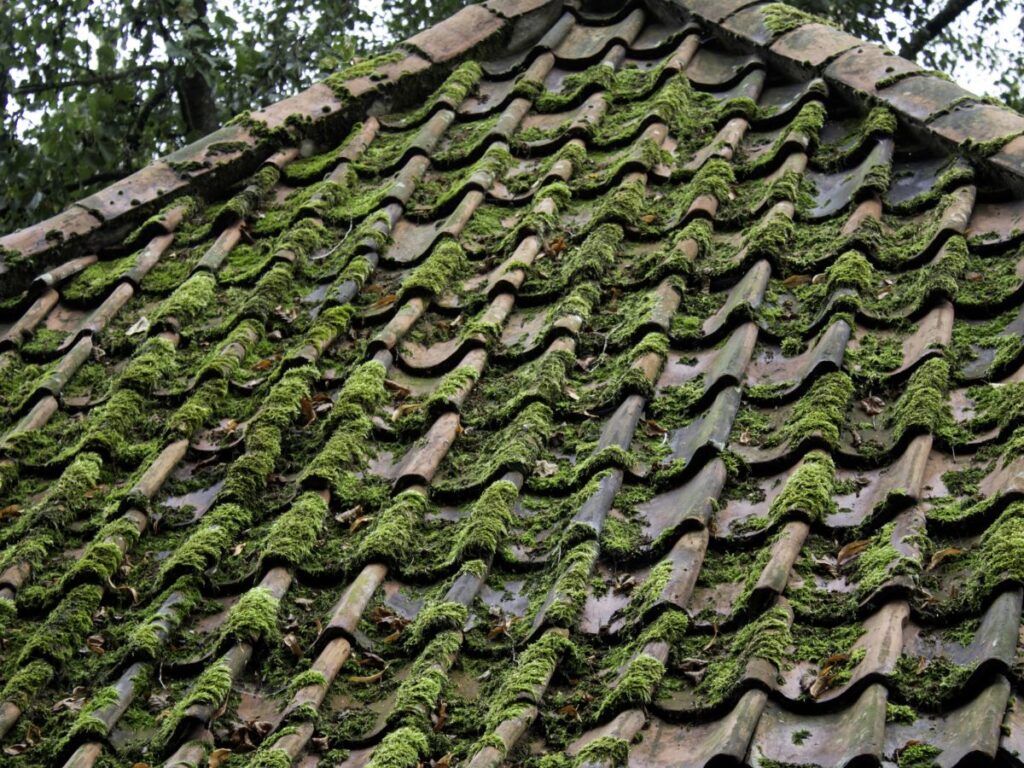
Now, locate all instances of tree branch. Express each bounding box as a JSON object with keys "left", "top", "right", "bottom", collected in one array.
[
  {"left": 14, "top": 64, "right": 166, "bottom": 96},
  {"left": 899, "top": 0, "right": 981, "bottom": 58}
]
